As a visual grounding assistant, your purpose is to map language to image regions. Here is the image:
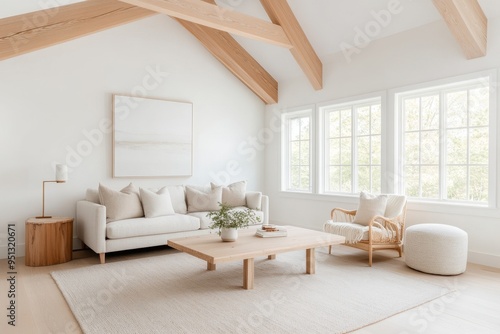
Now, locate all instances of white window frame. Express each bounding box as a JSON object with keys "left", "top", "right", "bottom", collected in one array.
[
  {"left": 318, "top": 93, "right": 386, "bottom": 195},
  {"left": 392, "top": 70, "right": 497, "bottom": 208},
  {"left": 281, "top": 105, "right": 315, "bottom": 193}
]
